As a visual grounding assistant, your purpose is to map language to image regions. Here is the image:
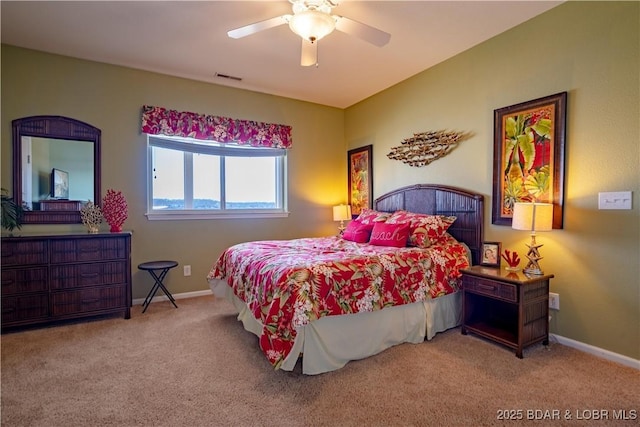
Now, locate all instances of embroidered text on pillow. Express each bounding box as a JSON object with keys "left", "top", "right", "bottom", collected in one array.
[
  {"left": 370, "top": 228, "right": 406, "bottom": 242},
  {"left": 369, "top": 222, "right": 410, "bottom": 247}
]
